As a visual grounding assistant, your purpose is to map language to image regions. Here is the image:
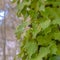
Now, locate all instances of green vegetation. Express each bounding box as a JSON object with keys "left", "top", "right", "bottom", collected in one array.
[{"left": 13, "top": 0, "right": 60, "bottom": 60}]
